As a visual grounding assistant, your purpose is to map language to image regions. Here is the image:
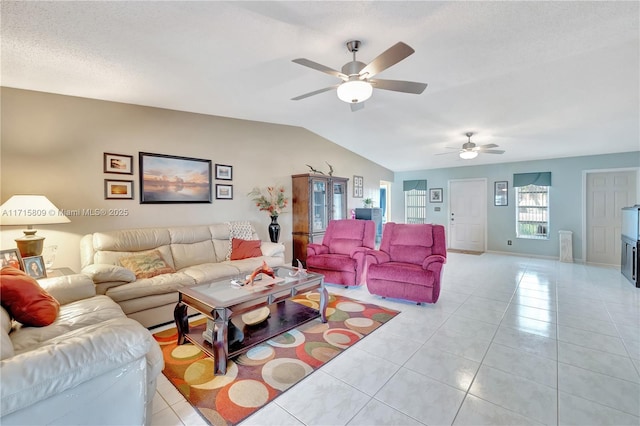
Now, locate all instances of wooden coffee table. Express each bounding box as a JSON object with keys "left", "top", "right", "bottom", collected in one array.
[{"left": 174, "top": 265, "right": 327, "bottom": 375}]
